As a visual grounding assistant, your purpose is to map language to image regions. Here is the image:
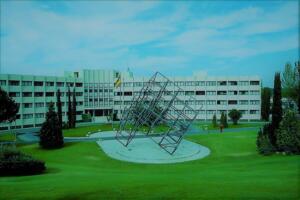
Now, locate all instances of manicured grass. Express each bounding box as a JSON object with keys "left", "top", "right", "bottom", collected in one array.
[
  {"left": 63, "top": 124, "right": 114, "bottom": 137},
  {"left": 196, "top": 122, "right": 265, "bottom": 130},
  {"left": 0, "top": 130, "right": 299, "bottom": 199},
  {"left": 0, "top": 132, "right": 15, "bottom": 142}
]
